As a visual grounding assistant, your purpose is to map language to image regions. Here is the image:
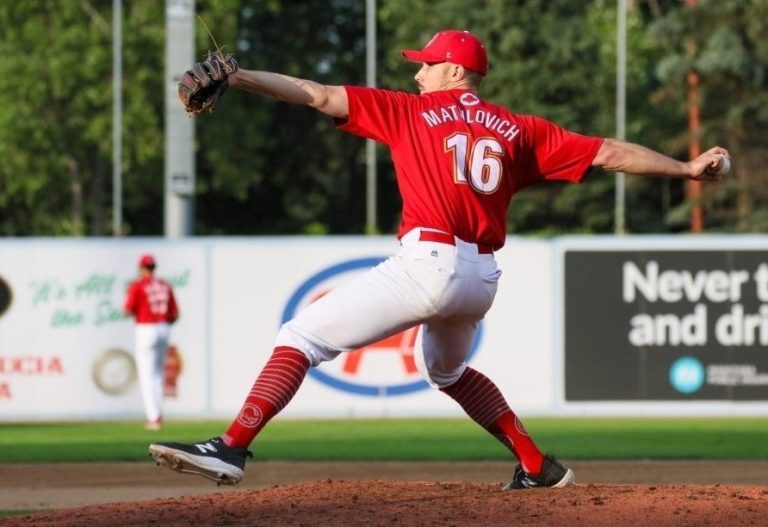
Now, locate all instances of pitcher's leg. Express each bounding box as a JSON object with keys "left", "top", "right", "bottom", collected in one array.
[
  {"left": 224, "top": 256, "right": 430, "bottom": 448},
  {"left": 276, "top": 255, "right": 432, "bottom": 366},
  {"left": 414, "top": 317, "right": 545, "bottom": 475},
  {"left": 413, "top": 316, "right": 477, "bottom": 387},
  {"left": 223, "top": 346, "right": 311, "bottom": 448},
  {"left": 440, "top": 367, "right": 545, "bottom": 474},
  {"left": 149, "top": 248, "right": 453, "bottom": 484}
]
